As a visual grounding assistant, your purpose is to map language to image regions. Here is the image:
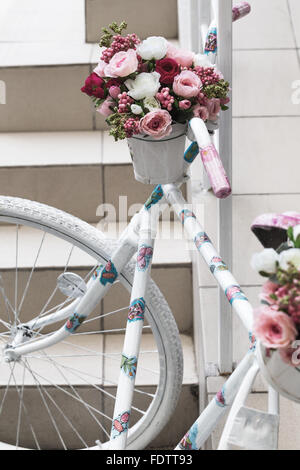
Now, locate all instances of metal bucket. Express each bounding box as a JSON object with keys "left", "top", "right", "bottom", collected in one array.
[{"left": 127, "top": 123, "right": 188, "bottom": 185}]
